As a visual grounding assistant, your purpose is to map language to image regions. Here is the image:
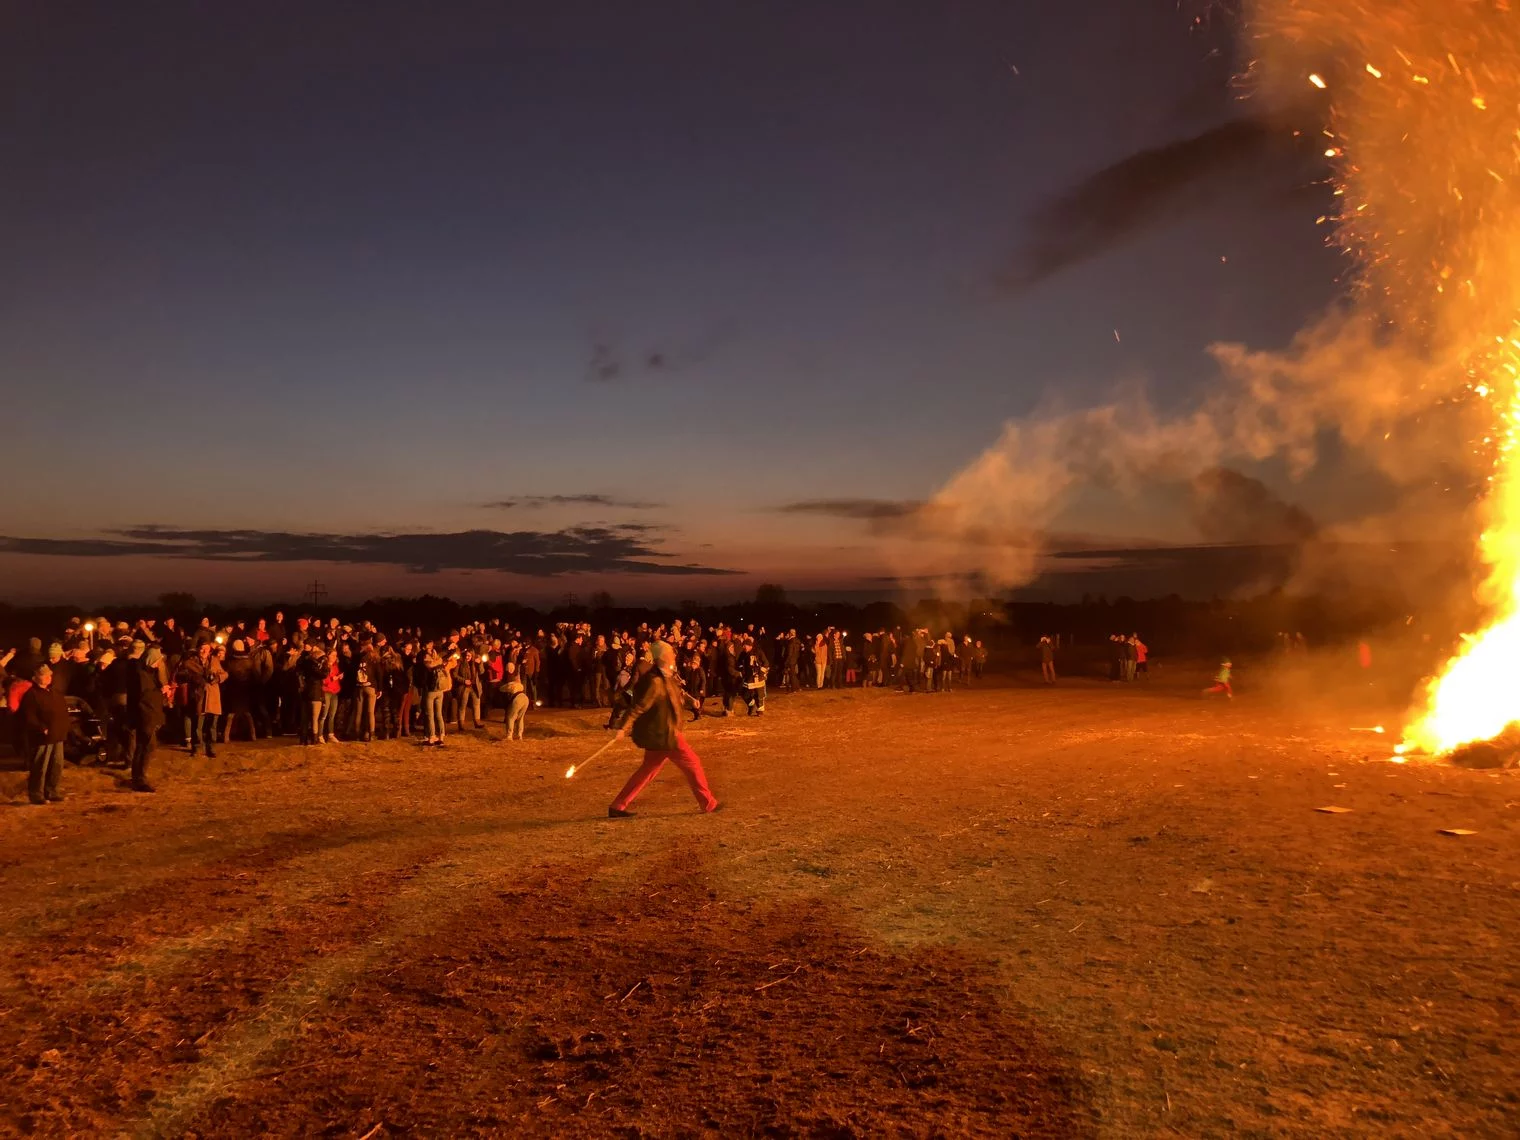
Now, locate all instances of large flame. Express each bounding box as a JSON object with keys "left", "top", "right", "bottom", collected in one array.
[
  {"left": 1251, "top": 0, "right": 1520, "bottom": 754},
  {"left": 1408, "top": 370, "right": 1520, "bottom": 752}
]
